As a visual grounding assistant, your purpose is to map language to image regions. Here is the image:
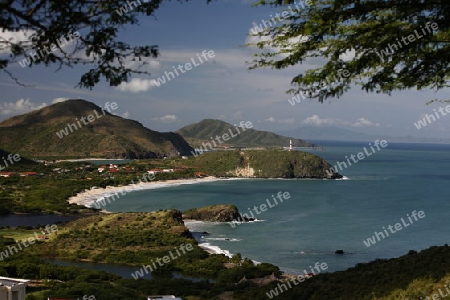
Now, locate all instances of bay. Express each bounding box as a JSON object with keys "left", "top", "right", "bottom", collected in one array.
[{"left": 103, "top": 141, "right": 450, "bottom": 274}]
